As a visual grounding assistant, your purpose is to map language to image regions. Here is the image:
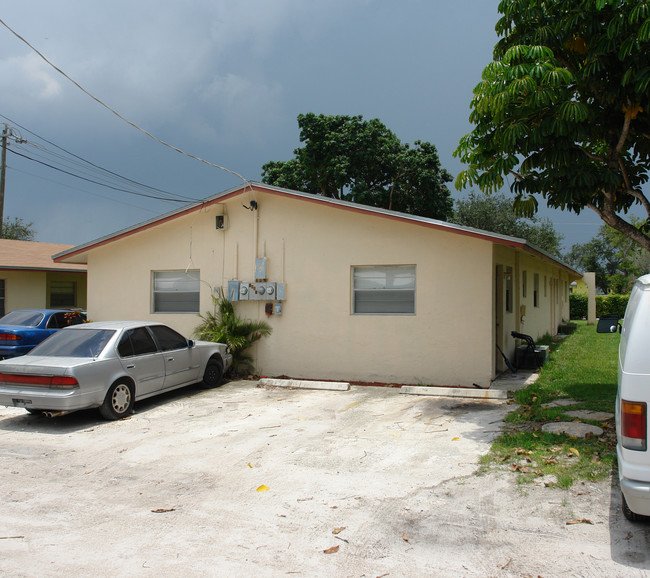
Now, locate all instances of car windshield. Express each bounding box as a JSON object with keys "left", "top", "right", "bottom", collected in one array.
[
  {"left": 0, "top": 310, "right": 45, "bottom": 327},
  {"left": 28, "top": 329, "right": 116, "bottom": 358}
]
